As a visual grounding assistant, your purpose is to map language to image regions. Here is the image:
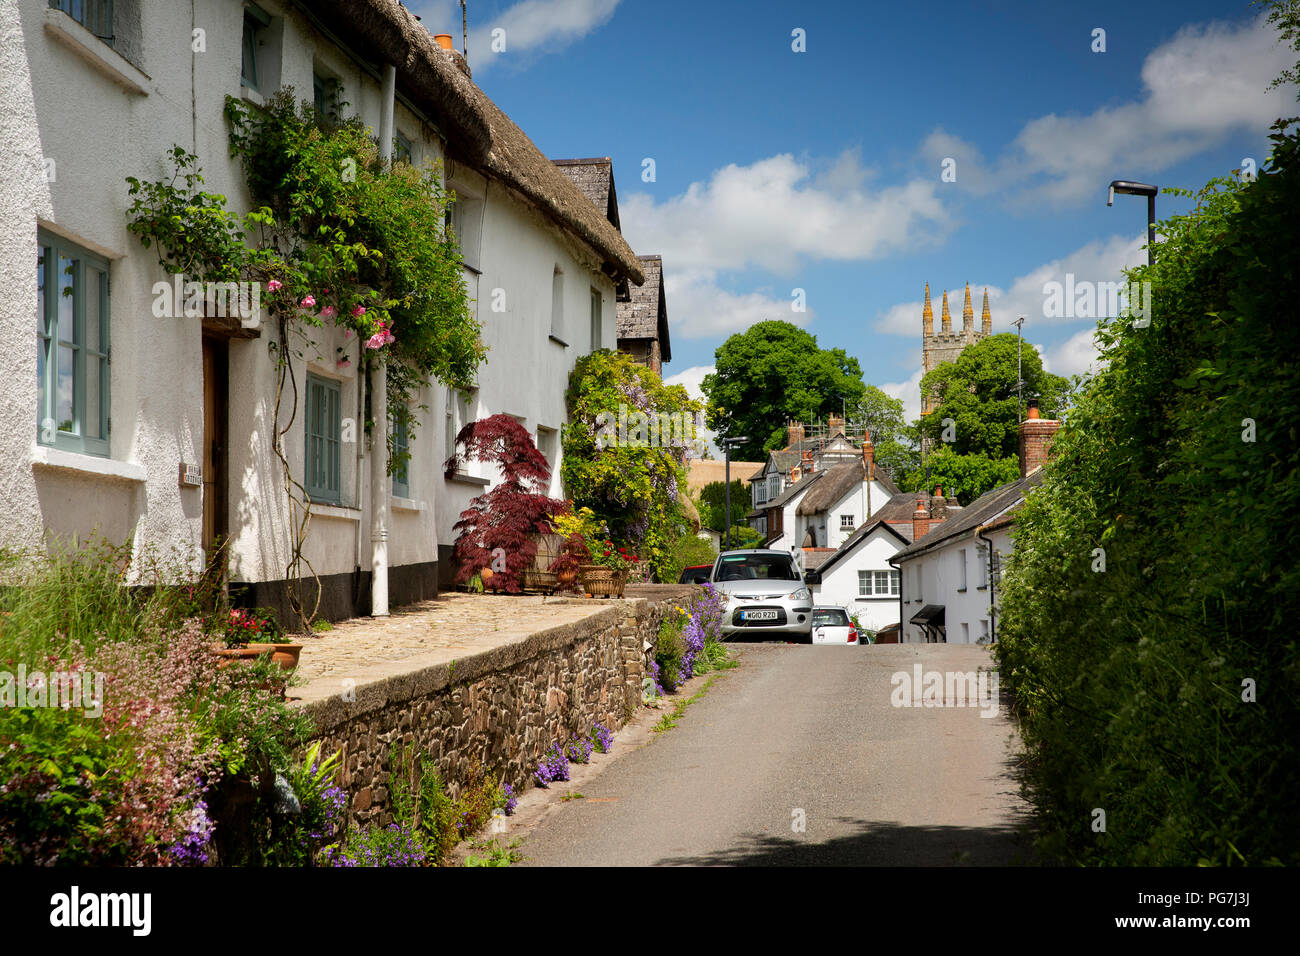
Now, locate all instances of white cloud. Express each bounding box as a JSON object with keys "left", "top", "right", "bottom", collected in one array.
[
  {"left": 1043, "top": 327, "right": 1104, "bottom": 379},
  {"left": 663, "top": 364, "right": 722, "bottom": 458},
  {"left": 412, "top": 0, "right": 620, "bottom": 72},
  {"left": 1003, "top": 17, "right": 1294, "bottom": 203},
  {"left": 665, "top": 267, "right": 811, "bottom": 340},
  {"left": 873, "top": 233, "right": 1147, "bottom": 337},
  {"left": 621, "top": 151, "right": 950, "bottom": 277},
  {"left": 881, "top": 365, "right": 924, "bottom": 424}
]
